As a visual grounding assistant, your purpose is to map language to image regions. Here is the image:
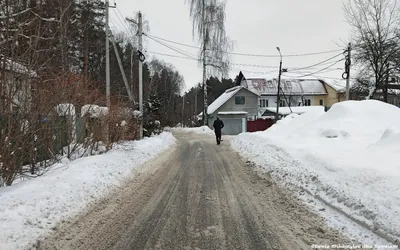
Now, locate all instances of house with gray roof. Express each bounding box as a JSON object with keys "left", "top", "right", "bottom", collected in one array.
[
  {"left": 236, "top": 71, "right": 347, "bottom": 115},
  {"left": 198, "top": 86, "right": 259, "bottom": 135}
]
